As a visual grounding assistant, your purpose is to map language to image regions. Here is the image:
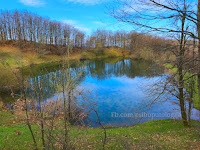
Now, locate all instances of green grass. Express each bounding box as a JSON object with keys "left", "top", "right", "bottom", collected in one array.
[
  {"left": 0, "top": 46, "right": 199, "bottom": 149},
  {"left": 0, "top": 124, "right": 43, "bottom": 150},
  {"left": 0, "top": 108, "right": 199, "bottom": 150},
  {"left": 0, "top": 111, "right": 15, "bottom": 125}
]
